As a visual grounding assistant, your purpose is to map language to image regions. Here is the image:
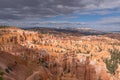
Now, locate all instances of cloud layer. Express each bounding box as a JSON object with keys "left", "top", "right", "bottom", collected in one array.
[
  {"left": 0, "top": 0, "right": 120, "bottom": 20},
  {"left": 0, "top": 0, "right": 120, "bottom": 31}
]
